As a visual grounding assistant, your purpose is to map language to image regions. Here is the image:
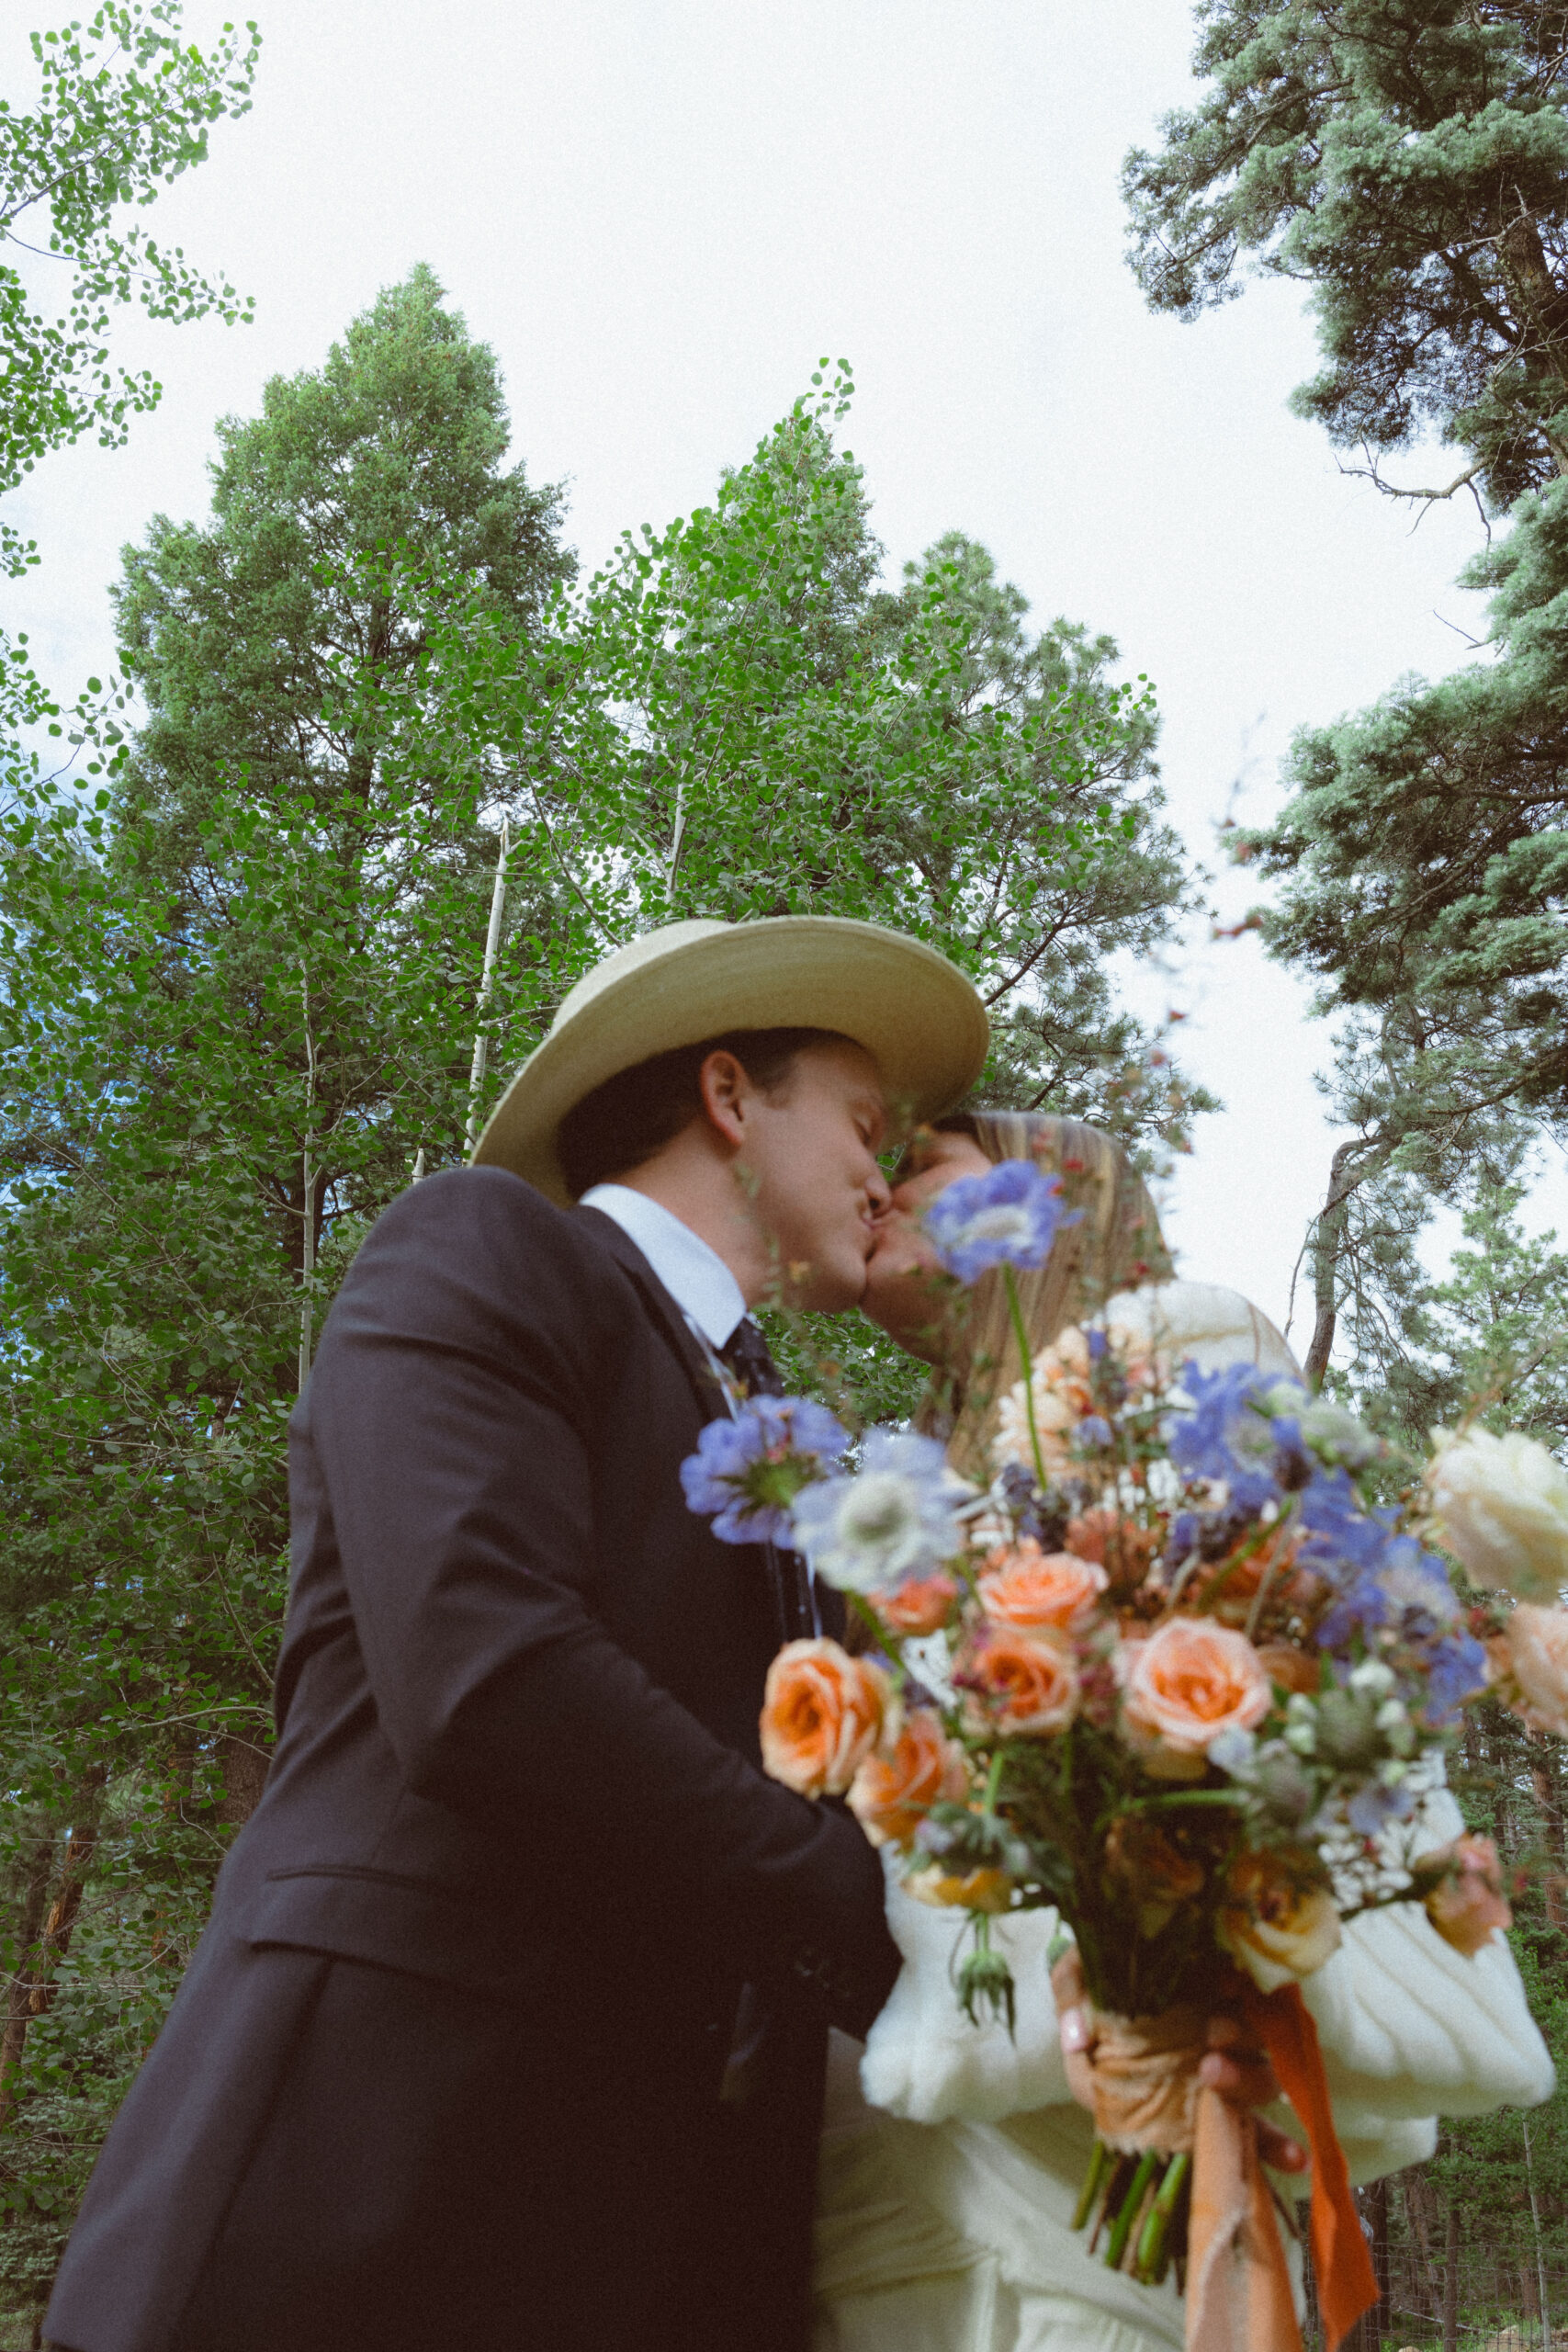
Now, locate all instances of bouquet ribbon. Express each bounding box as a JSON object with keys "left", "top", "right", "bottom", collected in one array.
[
  {"left": 1072, "top": 1979, "right": 1376, "bottom": 2352},
  {"left": 1240, "top": 1982, "right": 1378, "bottom": 2352}
]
